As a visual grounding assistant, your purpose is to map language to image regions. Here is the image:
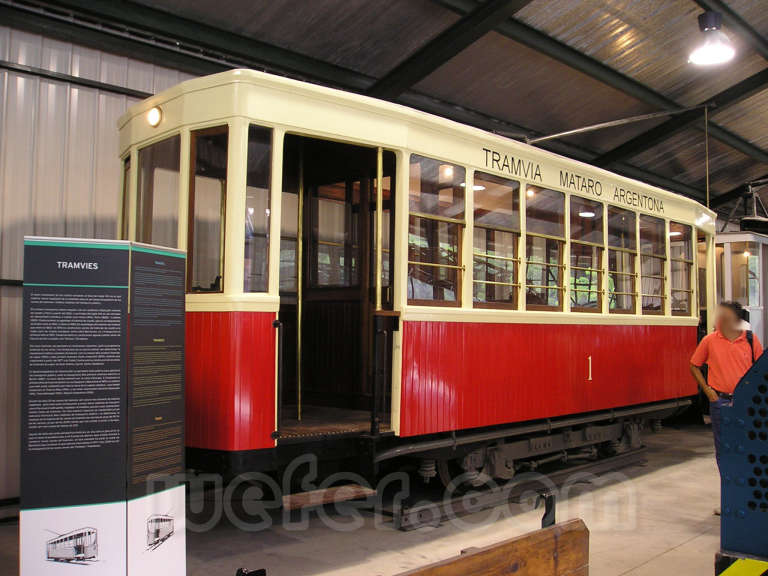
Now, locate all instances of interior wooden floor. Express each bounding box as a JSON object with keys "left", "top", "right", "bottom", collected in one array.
[{"left": 279, "top": 405, "right": 391, "bottom": 439}]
